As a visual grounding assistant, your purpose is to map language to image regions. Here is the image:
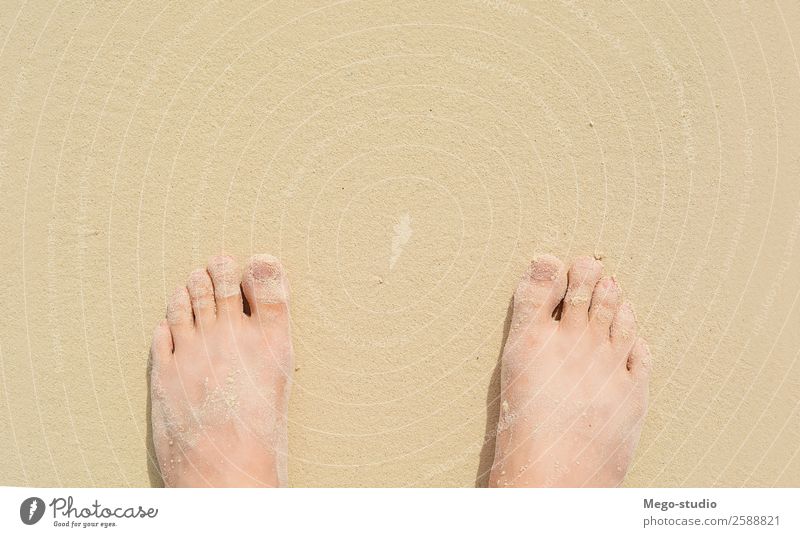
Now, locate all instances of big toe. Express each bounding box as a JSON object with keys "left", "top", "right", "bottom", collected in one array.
[
  {"left": 242, "top": 254, "right": 290, "bottom": 322},
  {"left": 512, "top": 254, "right": 567, "bottom": 329},
  {"left": 207, "top": 254, "right": 243, "bottom": 320}
]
